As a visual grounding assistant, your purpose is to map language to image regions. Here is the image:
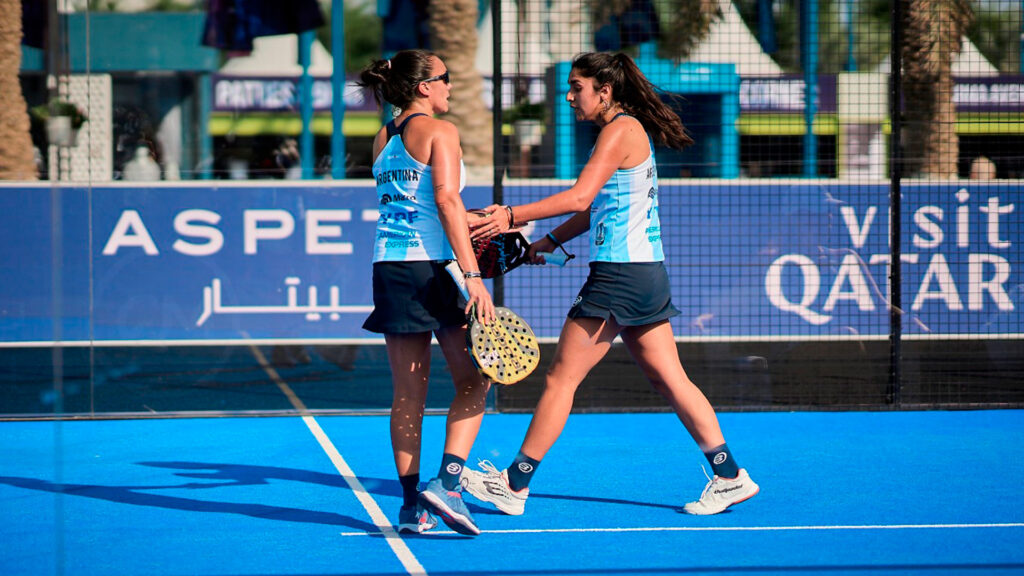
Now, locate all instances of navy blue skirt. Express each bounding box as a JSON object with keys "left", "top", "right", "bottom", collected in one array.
[
  {"left": 567, "top": 261, "right": 680, "bottom": 326},
  {"left": 362, "top": 261, "right": 467, "bottom": 334}
]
